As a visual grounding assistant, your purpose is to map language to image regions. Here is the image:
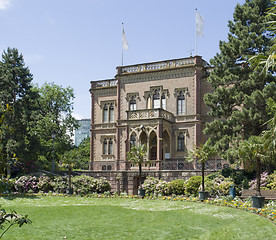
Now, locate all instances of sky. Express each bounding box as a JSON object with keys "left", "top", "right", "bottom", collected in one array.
[{"left": 0, "top": 0, "right": 245, "bottom": 119}]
